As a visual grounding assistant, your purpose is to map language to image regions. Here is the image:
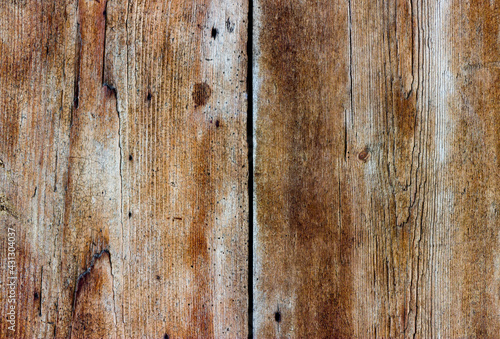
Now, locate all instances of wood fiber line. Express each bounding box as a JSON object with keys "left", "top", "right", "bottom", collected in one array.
[
  {"left": 0, "top": 0, "right": 248, "bottom": 337},
  {"left": 254, "top": 0, "right": 500, "bottom": 337}
]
